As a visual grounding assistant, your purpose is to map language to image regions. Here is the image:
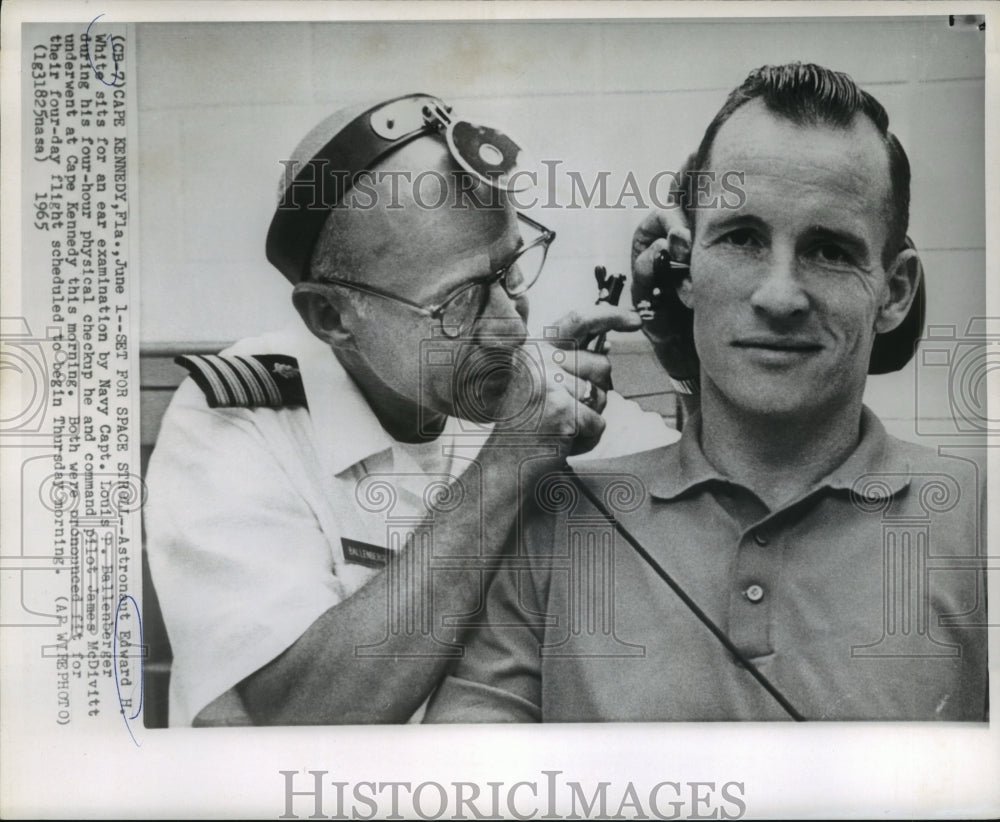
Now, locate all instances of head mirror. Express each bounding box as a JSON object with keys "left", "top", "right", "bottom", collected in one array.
[{"left": 267, "top": 93, "right": 535, "bottom": 285}]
